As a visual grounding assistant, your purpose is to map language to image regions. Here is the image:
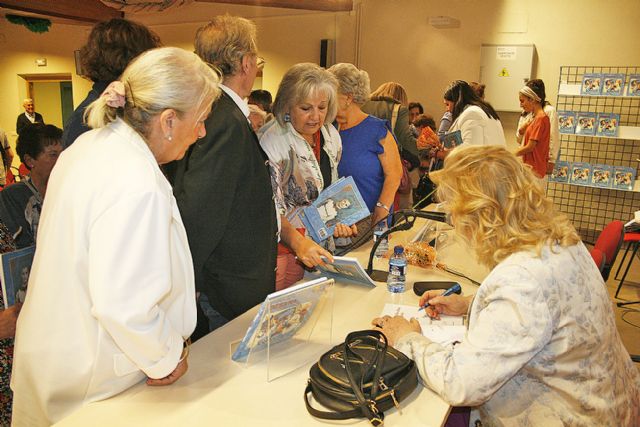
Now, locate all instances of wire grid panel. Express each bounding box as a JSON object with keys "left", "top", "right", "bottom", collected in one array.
[{"left": 547, "top": 66, "right": 640, "bottom": 243}]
